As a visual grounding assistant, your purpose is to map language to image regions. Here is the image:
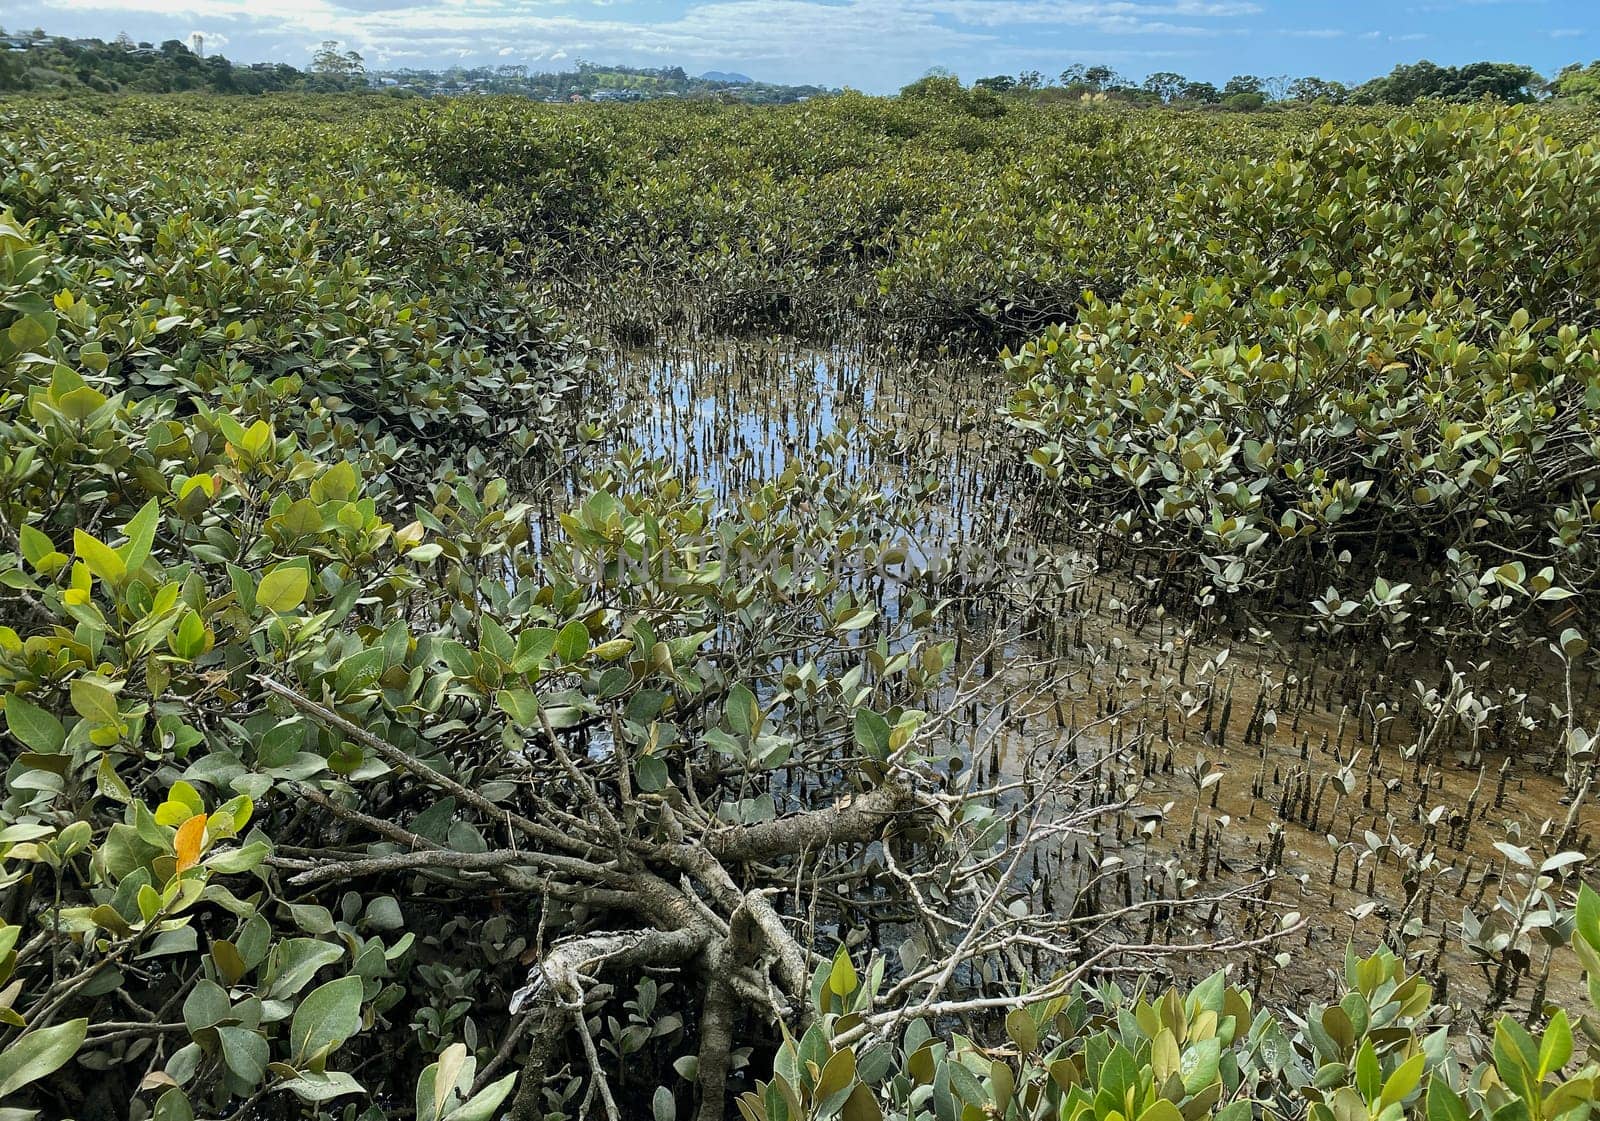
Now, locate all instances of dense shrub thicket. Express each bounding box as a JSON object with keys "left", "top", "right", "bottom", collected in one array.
[
  {"left": 382, "top": 93, "right": 1327, "bottom": 337},
  {"left": 0, "top": 96, "right": 589, "bottom": 1119},
  {"left": 381, "top": 91, "right": 1600, "bottom": 660},
  {"left": 1006, "top": 108, "right": 1600, "bottom": 659},
  {"left": 0, "top": 95, "right": 988, "bottom": 1121},
  {"left": 0, "top": 92, "right": 1598, "bottom": 1121}
]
